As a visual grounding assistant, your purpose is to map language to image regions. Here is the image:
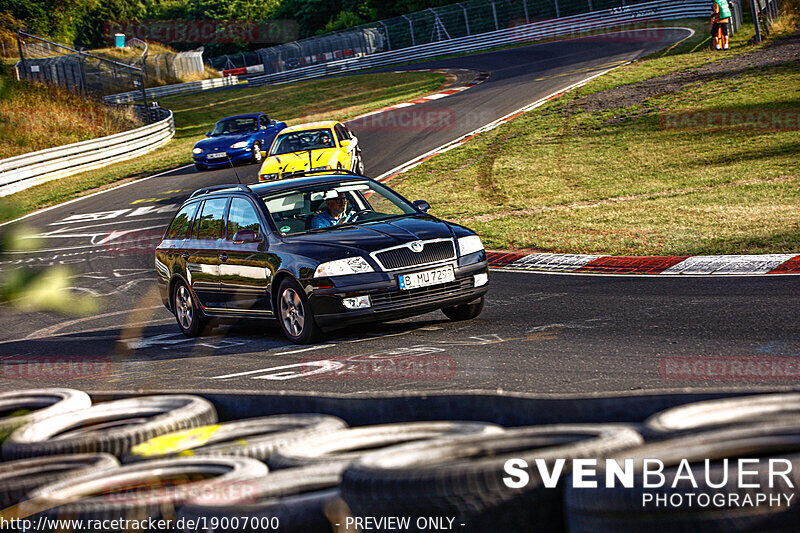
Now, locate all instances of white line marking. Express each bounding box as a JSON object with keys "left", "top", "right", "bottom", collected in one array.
[{"left": 0, "top": 165, "right": 193, "bottom": 228}]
